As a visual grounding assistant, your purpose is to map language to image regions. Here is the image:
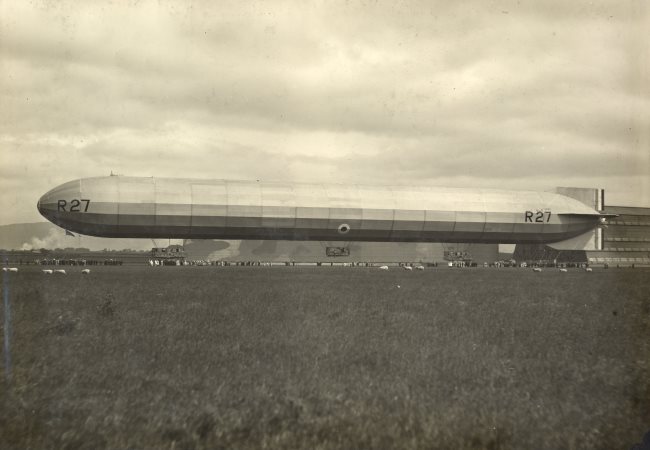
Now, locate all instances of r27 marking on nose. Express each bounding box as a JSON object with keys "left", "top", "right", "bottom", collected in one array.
[
  {"left": 57, "top": 199, "right": 91, "bottom": 212},
  {"left": 524, "top": 210, "right": 551, "bottom": 223}
]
